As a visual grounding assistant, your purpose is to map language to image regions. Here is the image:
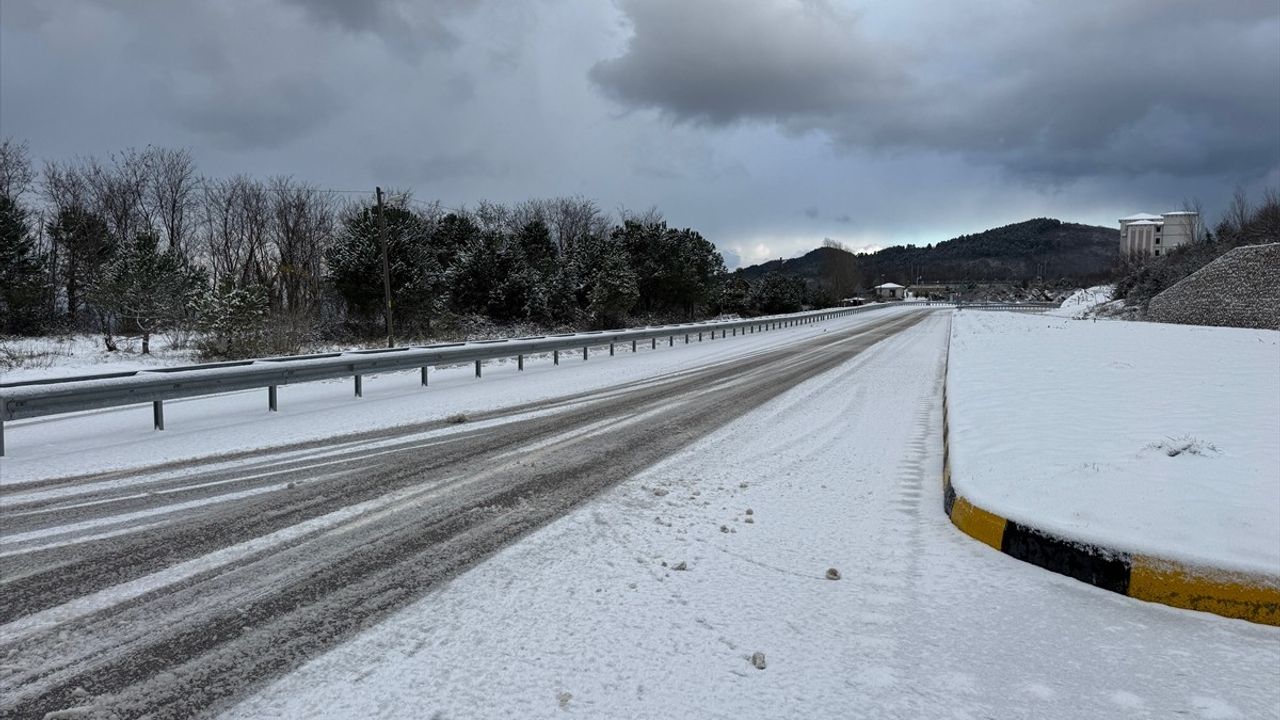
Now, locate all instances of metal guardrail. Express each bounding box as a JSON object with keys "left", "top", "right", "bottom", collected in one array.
[
  {"left": 0, "top": 301, "right": 1055, "bottom": 455},
  {"left": 953, "top": 302, "right": 1058, "bottom": 313}
]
